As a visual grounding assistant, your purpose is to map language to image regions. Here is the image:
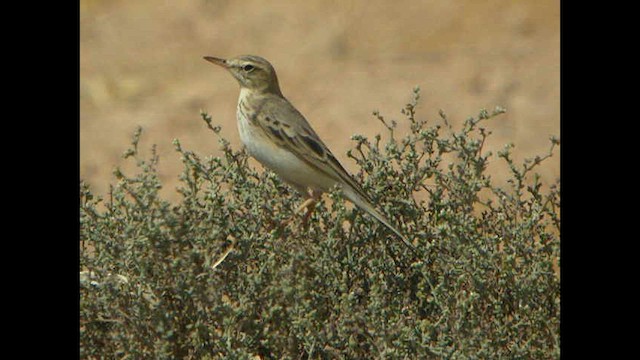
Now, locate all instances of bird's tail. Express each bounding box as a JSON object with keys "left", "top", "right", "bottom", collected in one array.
[{"left": 341, "top": 185, "right": 416, "bottom": 252}]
